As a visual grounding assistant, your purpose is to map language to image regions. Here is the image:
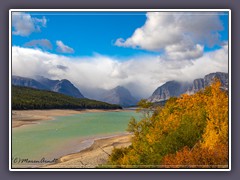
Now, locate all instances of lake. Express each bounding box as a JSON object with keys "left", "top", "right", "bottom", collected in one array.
[{"left": 12, "top": 110, "right": 142, "bottom": 167}]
